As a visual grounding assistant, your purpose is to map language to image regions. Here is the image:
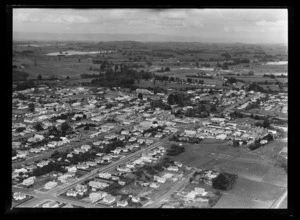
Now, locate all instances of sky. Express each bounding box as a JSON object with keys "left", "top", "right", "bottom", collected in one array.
[{"left": 13, "top": 8, "right": 288, "bottom": 44}]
